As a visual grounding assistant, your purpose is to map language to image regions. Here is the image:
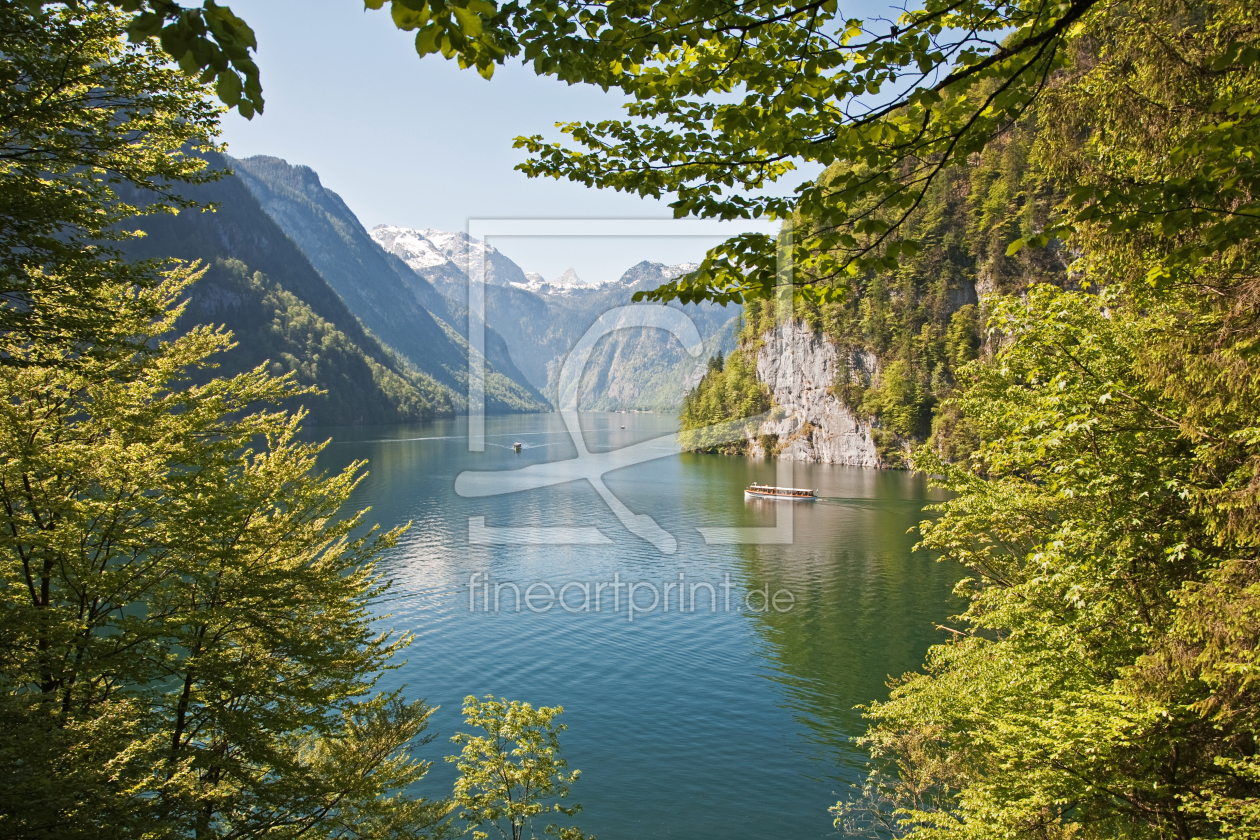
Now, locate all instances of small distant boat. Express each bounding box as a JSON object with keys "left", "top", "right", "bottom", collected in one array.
[
  {"left": 513, "top": 442, "right": 522, "bottom": 452},
  {"left": 745, "top": 483, "right": 816, "bottom": 500},
  {"left": 620, "top": 425, "right": 626, "bottom": 429}
]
